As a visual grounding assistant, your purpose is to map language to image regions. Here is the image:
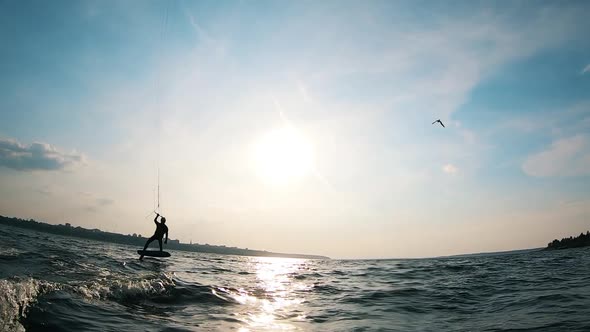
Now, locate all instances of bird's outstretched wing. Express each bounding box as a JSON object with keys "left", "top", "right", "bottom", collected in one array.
[{"left": 432, "top": 119, "right": 445, "bottom": 127}]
